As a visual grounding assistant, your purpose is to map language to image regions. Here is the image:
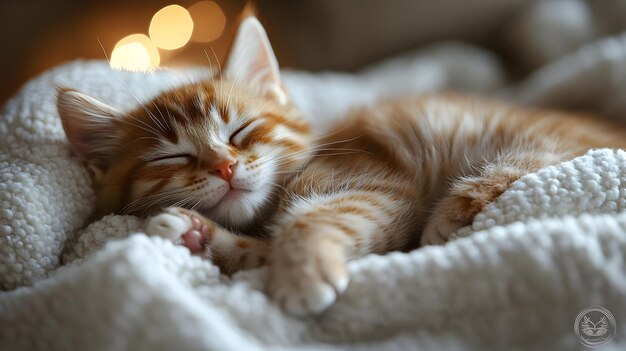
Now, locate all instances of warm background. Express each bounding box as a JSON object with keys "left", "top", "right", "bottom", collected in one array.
[{"left": 2, "top": 0, "right": 626, "bottom": 104}]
